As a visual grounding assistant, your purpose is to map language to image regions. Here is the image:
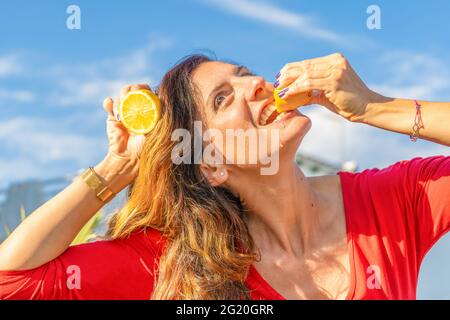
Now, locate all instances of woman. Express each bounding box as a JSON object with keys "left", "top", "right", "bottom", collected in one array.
[{"left": 0, "top": 53, "right": 449, "bottom": 300}]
